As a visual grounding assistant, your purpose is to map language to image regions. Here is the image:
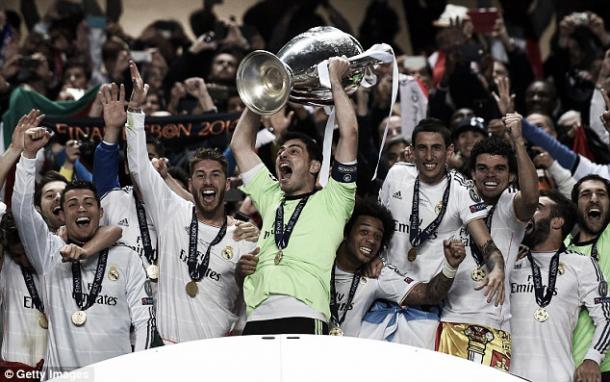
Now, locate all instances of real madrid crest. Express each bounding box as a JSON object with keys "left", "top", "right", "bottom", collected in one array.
[
  {"left": 558, "top": 262, "right": 565, "bottom": 276},
  {"left": 469, "top": 188, "right": 483, "bottom": 203},
  {"left": 221, "top": 245, "right": 234, "bottom": 260},
  {"left": 108, "top": 265, "right": 120, "bottom": 281}
]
